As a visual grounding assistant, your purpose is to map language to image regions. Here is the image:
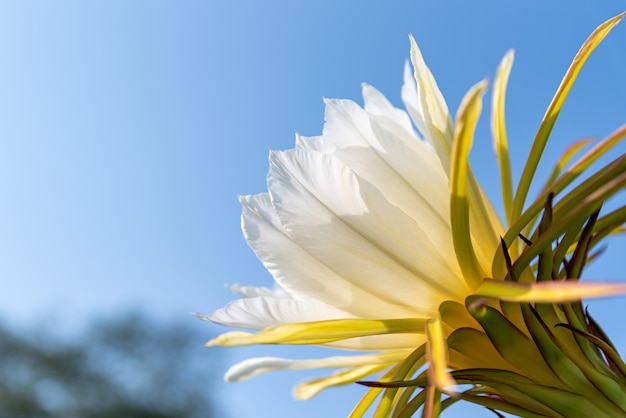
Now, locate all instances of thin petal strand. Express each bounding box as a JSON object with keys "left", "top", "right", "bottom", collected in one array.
[
  {"left": 225, "top": 351, "right": 410, "bottom": 382},
  {"left": 475, "top": 278, "right": 626, "bottom": 303},
  {"left": 295, "top": 364, "right": 390, "bottom": 400},
  {"left": 207, "top": 318, "right": 428, "bottom": 347},
  {"left": 426, "top": 316, "right": 457, "bottom": 392}
]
